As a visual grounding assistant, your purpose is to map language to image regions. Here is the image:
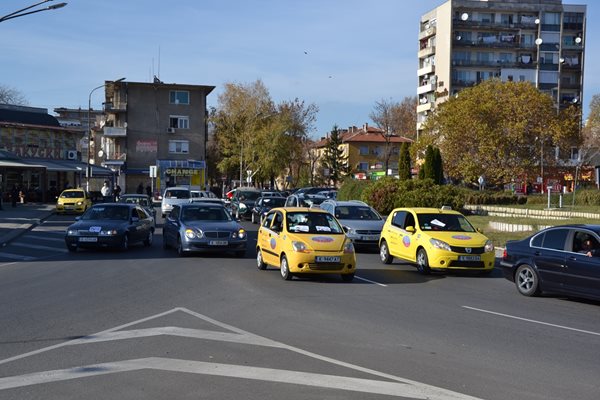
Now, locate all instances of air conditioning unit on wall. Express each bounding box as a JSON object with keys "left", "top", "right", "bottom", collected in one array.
[
  {"left": 167, "top": 127, "right": 176, "bottom": 133},
  {"left": 66, "top": 150, "right": 78, "bottom": 160}
]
